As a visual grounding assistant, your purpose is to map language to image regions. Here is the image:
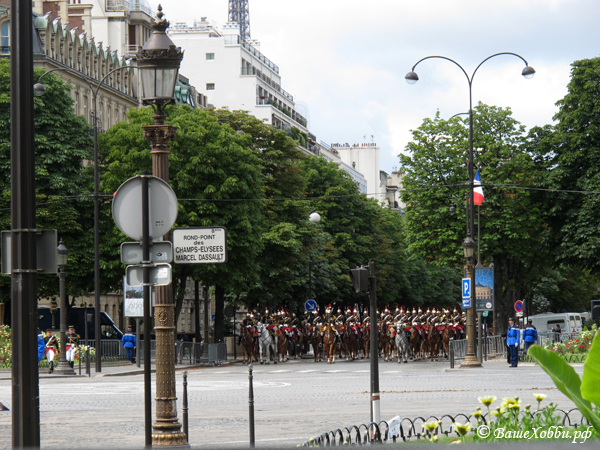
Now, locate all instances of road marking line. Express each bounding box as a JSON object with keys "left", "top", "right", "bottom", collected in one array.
[{"left": 298, "top": 370, "right": 317, "bottom": 373}]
